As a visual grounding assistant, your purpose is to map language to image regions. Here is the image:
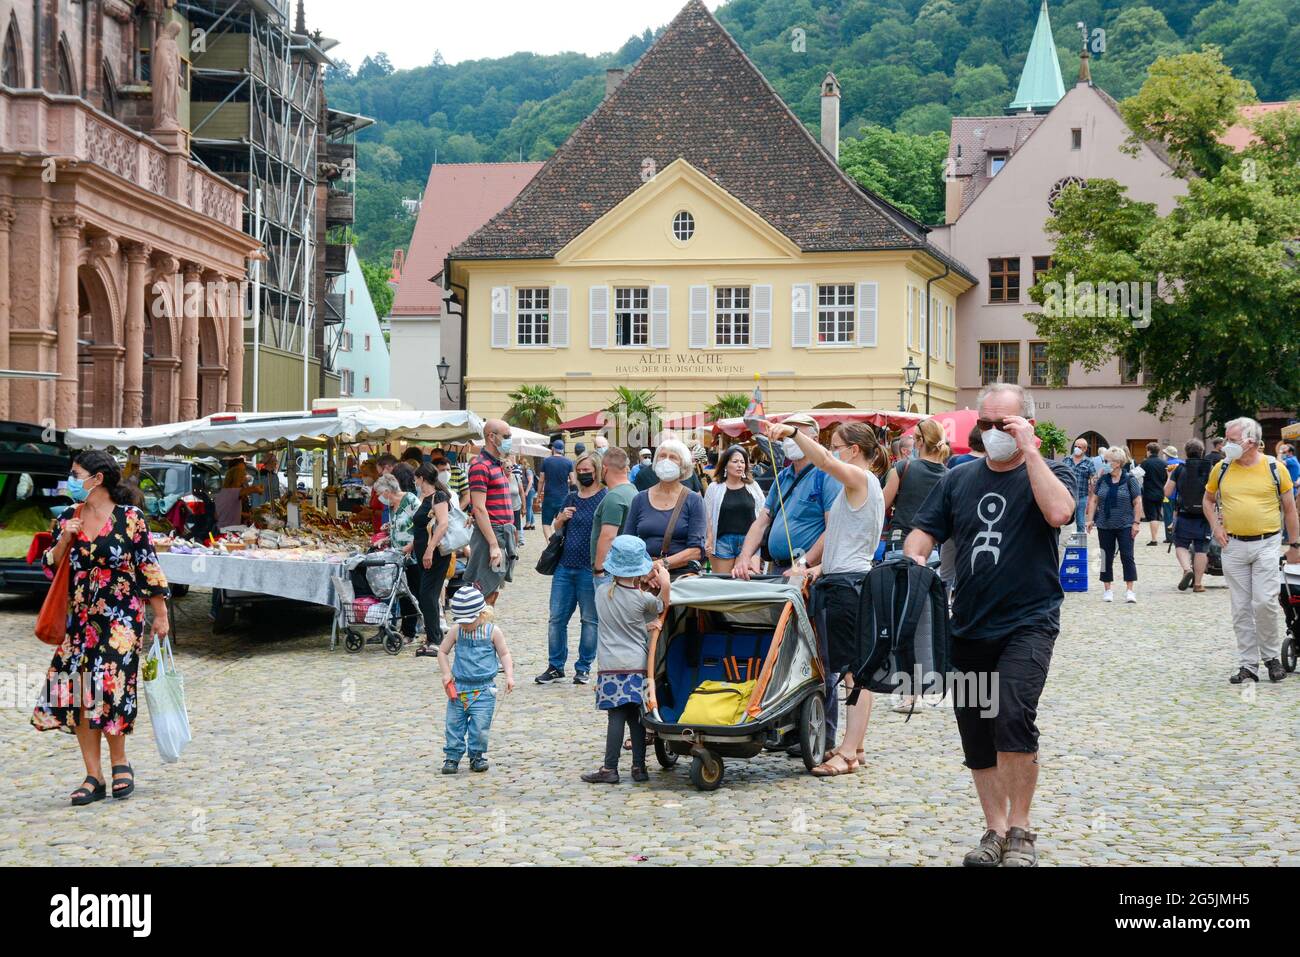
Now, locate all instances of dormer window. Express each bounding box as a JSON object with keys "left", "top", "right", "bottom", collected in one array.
[{"left": 988, "top": 153, "right": 1008, "bottom": 176}]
